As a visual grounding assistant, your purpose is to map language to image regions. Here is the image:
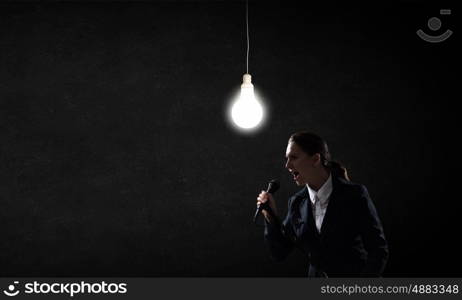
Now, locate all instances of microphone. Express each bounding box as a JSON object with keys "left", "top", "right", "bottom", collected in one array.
[{"left": 254, "top": 179, "right": 280, "bottom": 223}]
